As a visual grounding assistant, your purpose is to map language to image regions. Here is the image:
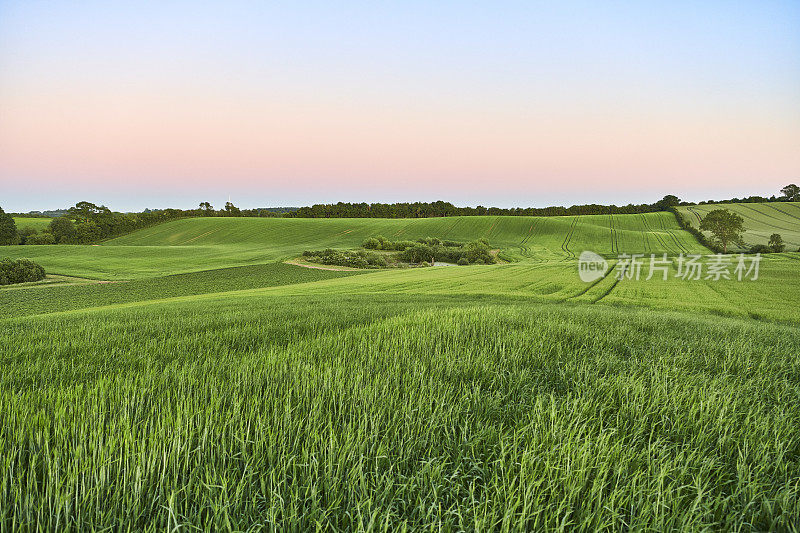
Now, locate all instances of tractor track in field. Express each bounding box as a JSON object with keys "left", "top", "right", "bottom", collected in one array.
[
  {"left": 640, "top": 214, "right": 674, "bottom": 254},
  {"left": 733, "top": 204, "right": 797, "bottom": 233},
  {"left": 658, "top": 213, "right": 690, "bottom": 254},
  {"left": 176, "top": 228, "right": 222, "bottom": 245},
  {"left": 686, "top": 207, "right": 703, "bottom": 223},
  {"left": 609, "top": 214, "right": 618, "bottom": 254},
  {"left": 441, "top": 217, "right": 463, "bottom": 238},
  {"left": 592, "top": 277, "right": 620, "bottom": 304},
  {"left": 568, "top": 260, "right": 617, "bottom": 301},
  {"left": 561, "top": 217, "right": 578, "bottom": 259},
  {"left": 637, "top": 215, "right": 652, "bottom": 253},
  {"left": 517, "top": 219, "right": 540, "bottom": 256},
  {"left": 766, "top": 203, "right": 800, "bottom": 224}
]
